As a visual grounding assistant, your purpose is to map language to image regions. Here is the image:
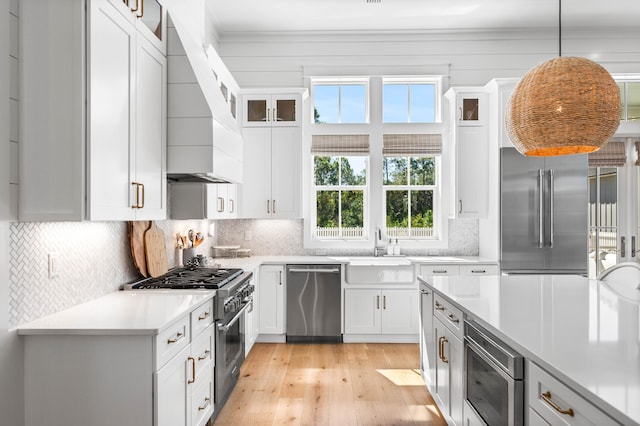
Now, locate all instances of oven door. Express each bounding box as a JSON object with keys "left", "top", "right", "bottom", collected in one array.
[
  {"left": 215, "top": 302, "right": 249, "bottom": 406},
  {"left": 464, "top": 338, "right": 524, "bottom": 426}
]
